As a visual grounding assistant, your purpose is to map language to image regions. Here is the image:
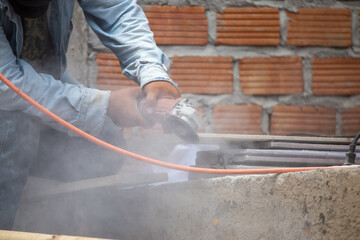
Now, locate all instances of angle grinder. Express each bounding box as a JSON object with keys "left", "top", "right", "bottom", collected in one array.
[{"left": 138, "top": 97, "right": 203, "bottom": 143}]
